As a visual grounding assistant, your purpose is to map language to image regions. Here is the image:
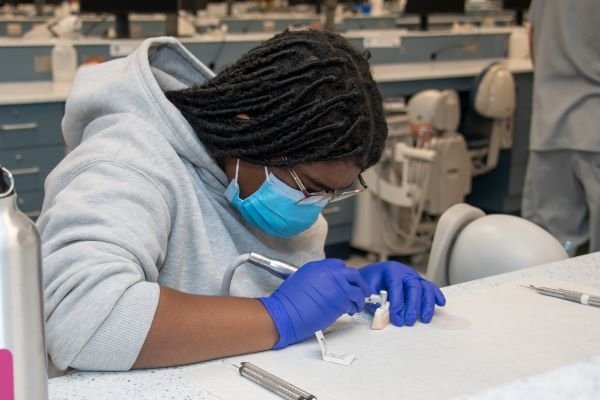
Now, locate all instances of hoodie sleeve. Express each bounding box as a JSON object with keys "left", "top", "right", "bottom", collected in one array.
[{"left": 38, "top": 161, "right": 171, "bottom": 371}]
